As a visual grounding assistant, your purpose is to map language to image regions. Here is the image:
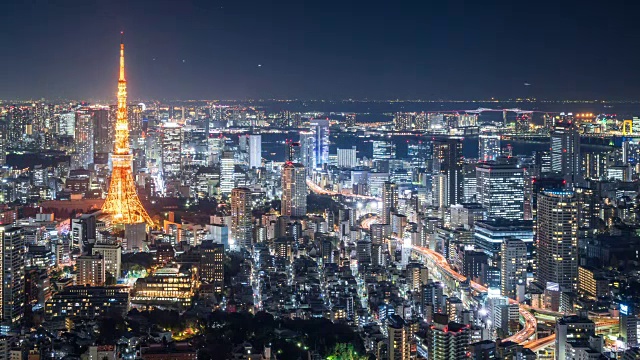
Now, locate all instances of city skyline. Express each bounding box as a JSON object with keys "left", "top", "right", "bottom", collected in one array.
[{"left": 1, "top": 1, "right": 640, "bottom": 100}]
